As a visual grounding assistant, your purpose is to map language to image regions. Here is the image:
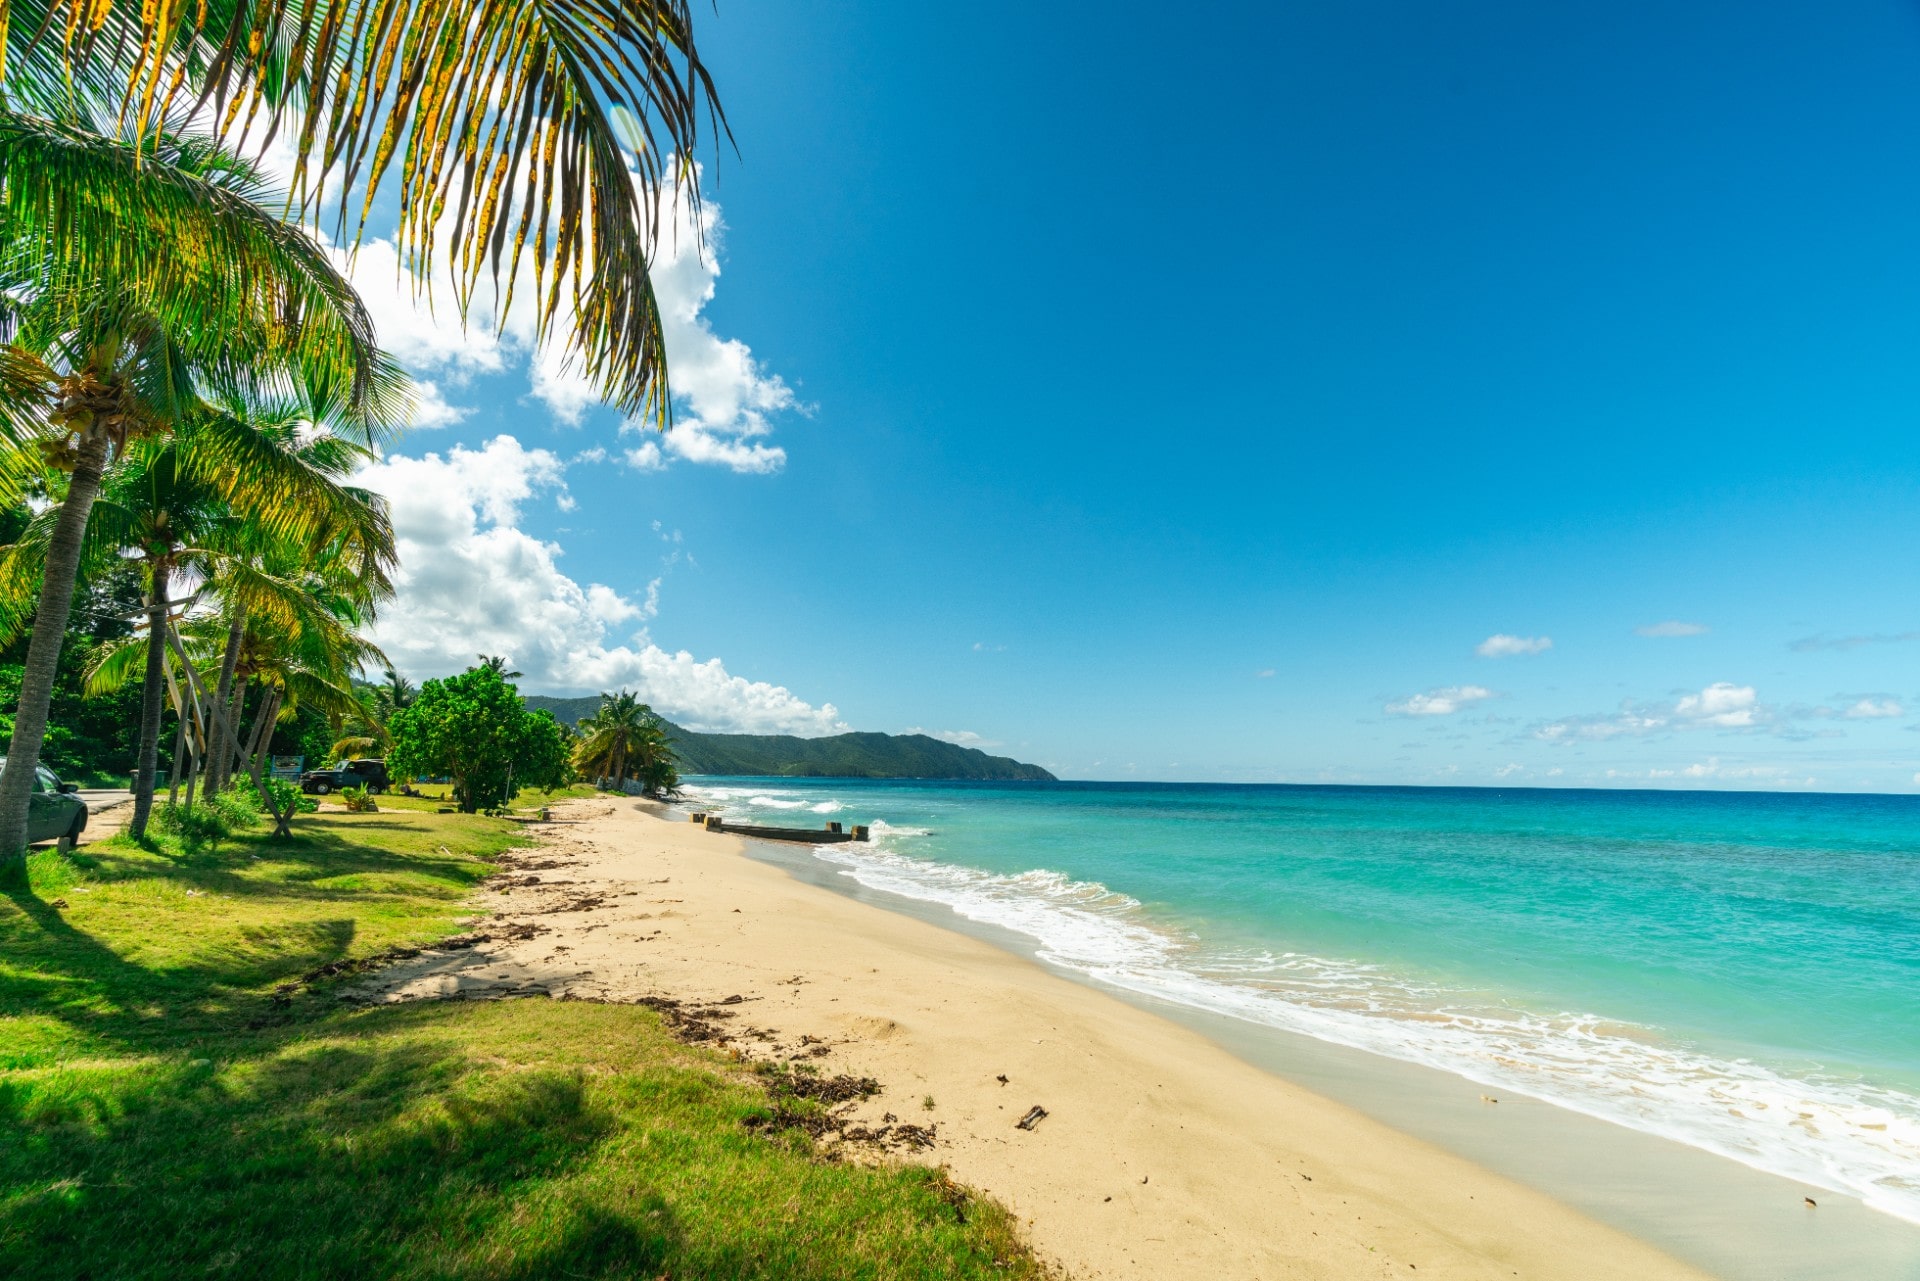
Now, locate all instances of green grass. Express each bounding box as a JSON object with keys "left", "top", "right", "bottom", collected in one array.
[
  {"left": 375, "top": 782, "right": 603, "bottom": 815},
  {"left": 0, "top": 808, "right": 1046, "bottom": 1280},
  {"left": 61, "top": 768, "right": 130, "bottom": 789}
]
